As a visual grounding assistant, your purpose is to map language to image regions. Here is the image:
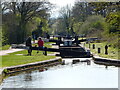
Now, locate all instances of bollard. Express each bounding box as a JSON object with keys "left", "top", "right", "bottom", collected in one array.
[
  {"left": 98, "top": 48, "right": 101, "bottom": 53},
  {"left": 75, "top": 36, "right": 79, "bottom": 46},
  {"left": 105, "top": 45, "right": 108, "bottom": 55},
  {"left": 93, "top": 44, "right": 95, "bottom": 49},
  {"left": 44, "top": 47, "right": 47, "bottom": 56}
]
